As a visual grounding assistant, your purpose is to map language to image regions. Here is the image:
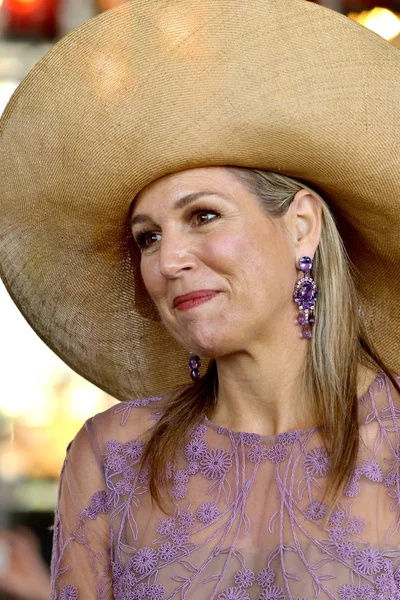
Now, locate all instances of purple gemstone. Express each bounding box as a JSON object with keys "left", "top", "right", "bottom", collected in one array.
[
  {"left": 300, "top": 282, "right": 313, "bottom": 300},
  {"left": 297, "top": 312, "right": 307, "bottom": 325},
  {"left": 191, "top": 369, "right": 201, "bottom": 381},
  {"left": 189, "top": 356, "right": 201, "bottom": 369},
  {"left": 309, "top": 315, "right": 315, "bottom": 325},
  {"left": 299, "top": 256, "right": 312, "bottom": 274},
  {"left": 302, "top": 323, "right": 312, "bottom": 339}
]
